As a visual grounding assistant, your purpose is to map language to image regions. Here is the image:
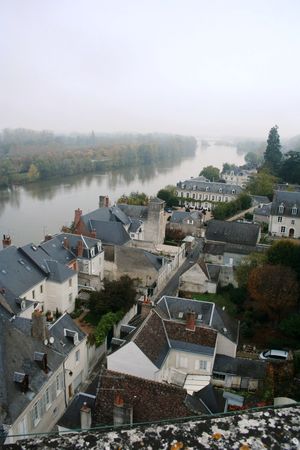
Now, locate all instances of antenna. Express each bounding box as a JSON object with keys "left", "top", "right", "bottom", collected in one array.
[{"left": 43, "top": 338, "right": 48, "bottom": 346}]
